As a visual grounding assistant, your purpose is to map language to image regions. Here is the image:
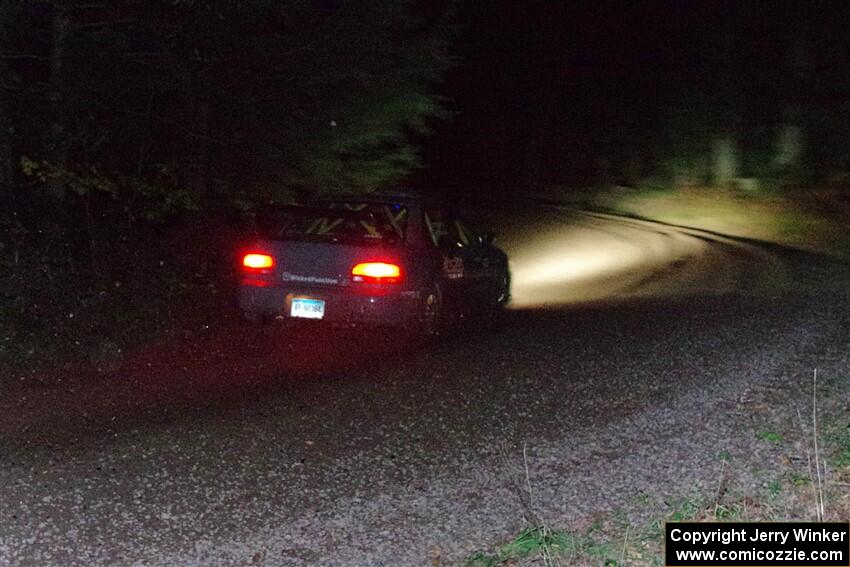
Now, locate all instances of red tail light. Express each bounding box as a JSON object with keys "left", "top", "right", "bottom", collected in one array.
[
  {"left": 351, "top": 262, "right": 402, "bottom": 284},
  {"left": 242, "top": 253, "right": 275, "bottom": 272}
]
